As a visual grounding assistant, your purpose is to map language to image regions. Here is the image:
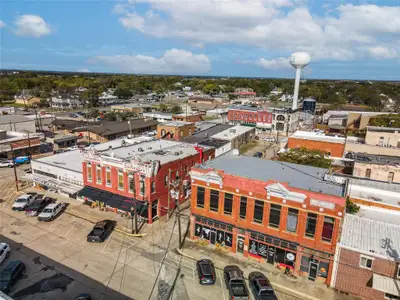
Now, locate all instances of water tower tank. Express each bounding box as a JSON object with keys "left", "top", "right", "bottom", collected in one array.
[{"left": 303, "top": 98, "right": 316, "bottom": 113}]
